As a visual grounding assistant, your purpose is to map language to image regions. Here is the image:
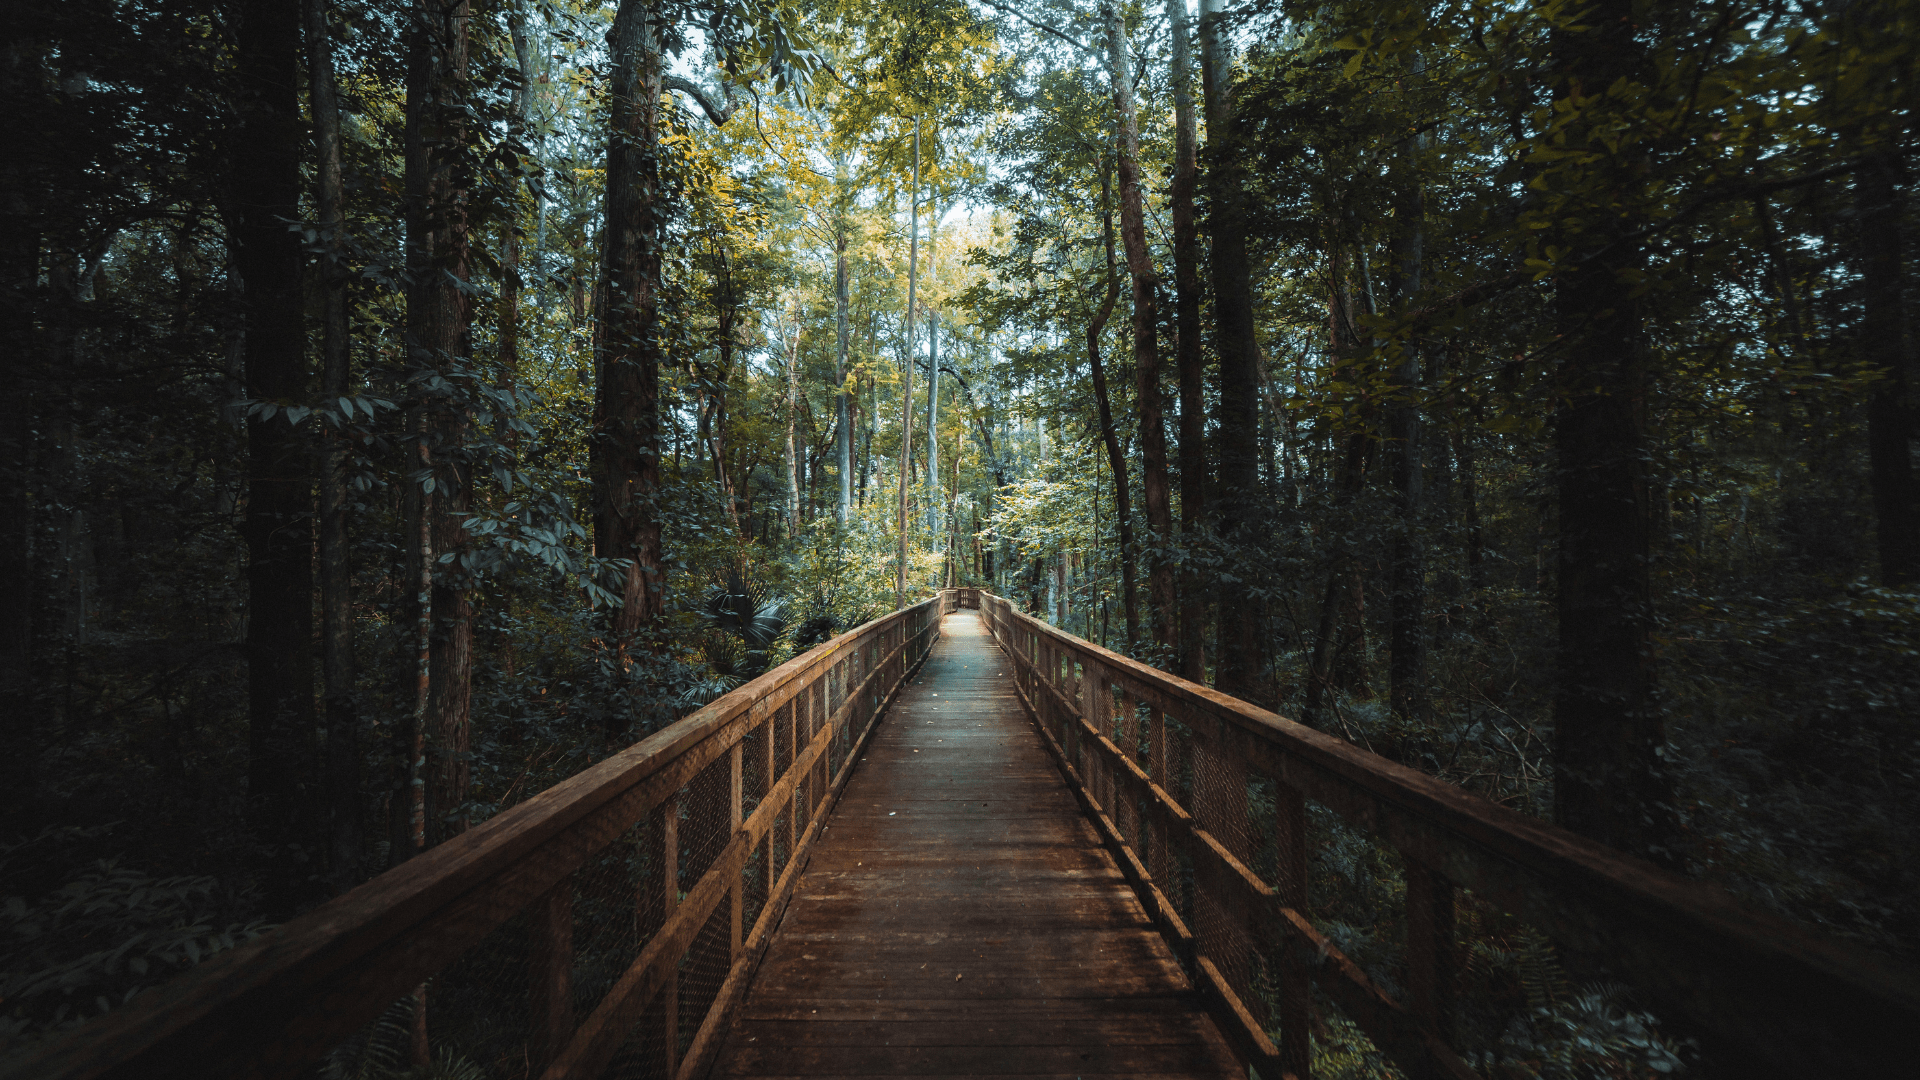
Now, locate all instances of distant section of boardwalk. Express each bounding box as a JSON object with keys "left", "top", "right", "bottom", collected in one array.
[{"left": 712, "top": 611, "right": 1242, "bottom": 1079}]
